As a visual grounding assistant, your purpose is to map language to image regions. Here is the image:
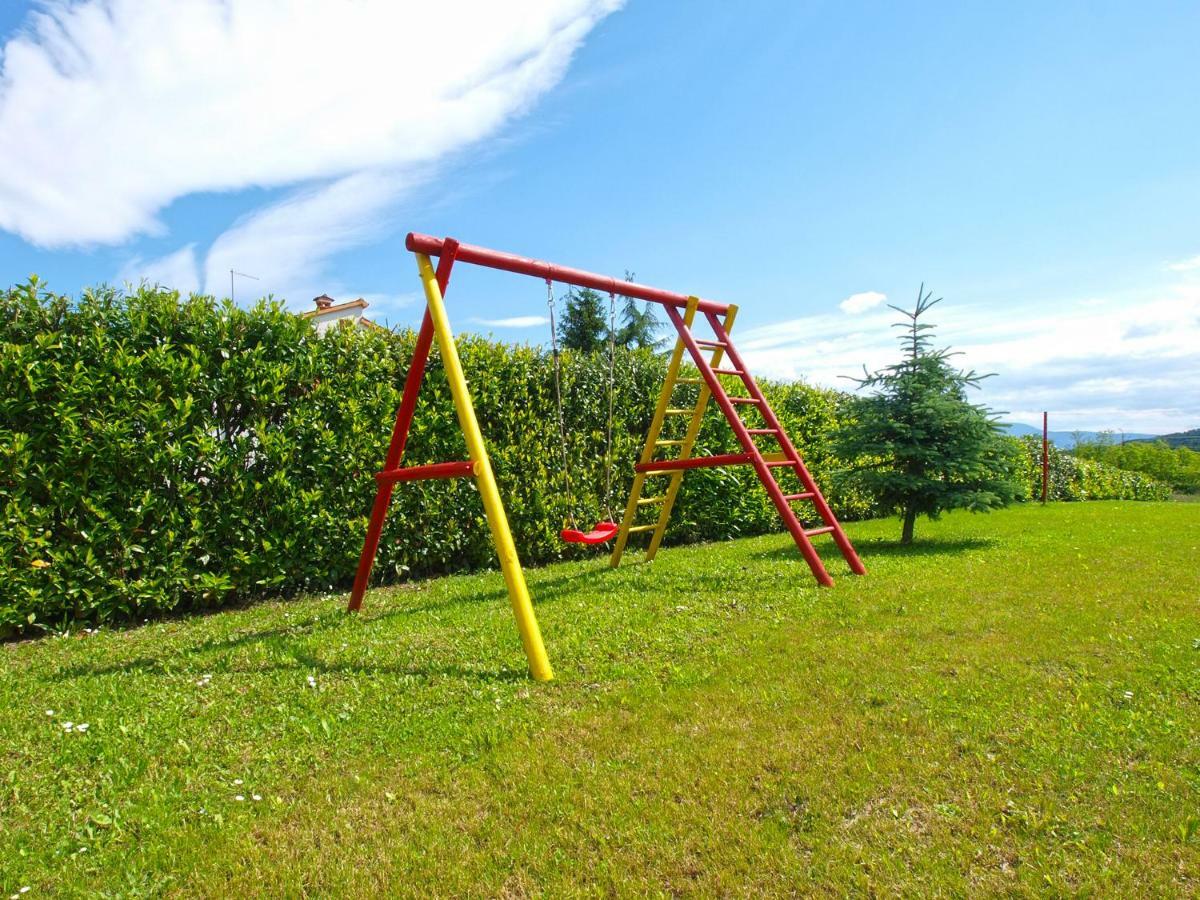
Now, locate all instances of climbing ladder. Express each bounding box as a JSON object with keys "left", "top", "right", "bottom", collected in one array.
[{"left": 610, "top": 297, "right": 866, "bottom": 587}]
